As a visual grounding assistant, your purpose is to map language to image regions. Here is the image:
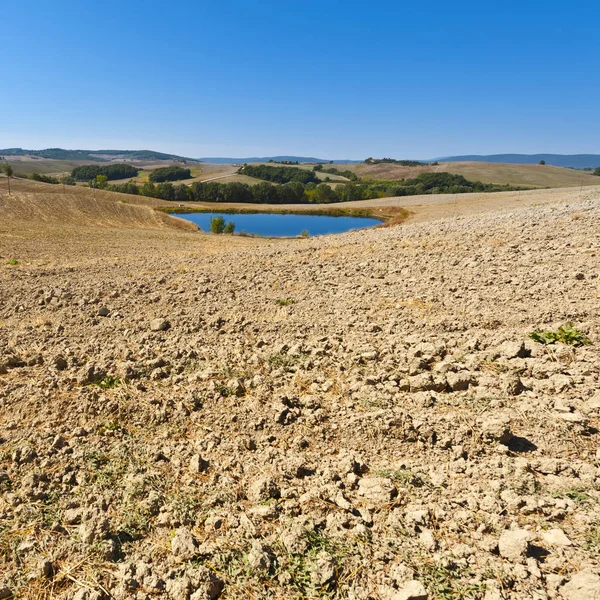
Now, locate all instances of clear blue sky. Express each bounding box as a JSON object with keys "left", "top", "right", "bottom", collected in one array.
[{"left": 2, "top": 0, "right": 598, "bottom": 159}]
